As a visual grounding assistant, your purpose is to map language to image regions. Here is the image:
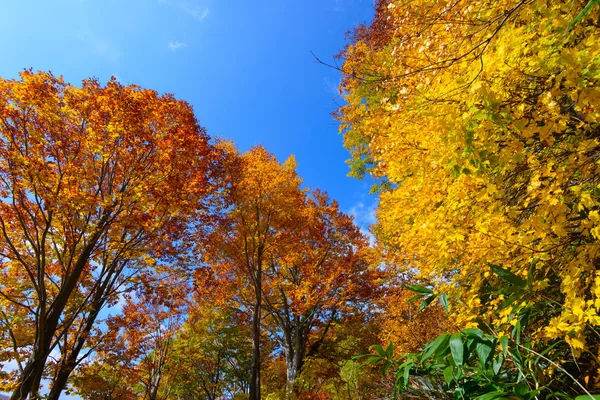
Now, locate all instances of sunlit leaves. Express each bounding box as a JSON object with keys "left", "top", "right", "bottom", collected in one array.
[
  {"left": 0, "top": 70, "right": 219, "bottom": 398},
  {"left": 339, "top": 0, "right": 600, "bottom": 357},
  {"left": 338, "top": 0, "right": 600, "bottom": 395}
]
